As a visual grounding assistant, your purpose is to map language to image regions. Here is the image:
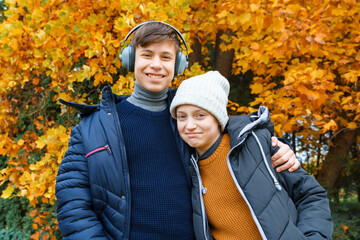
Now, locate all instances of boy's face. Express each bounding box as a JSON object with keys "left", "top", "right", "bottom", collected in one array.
[
  {"left": 176, "top": 104, "right": 221, "bottom": 155},
  {"left": 134, "top": 40, "right": 177, "bottom": 92}
]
